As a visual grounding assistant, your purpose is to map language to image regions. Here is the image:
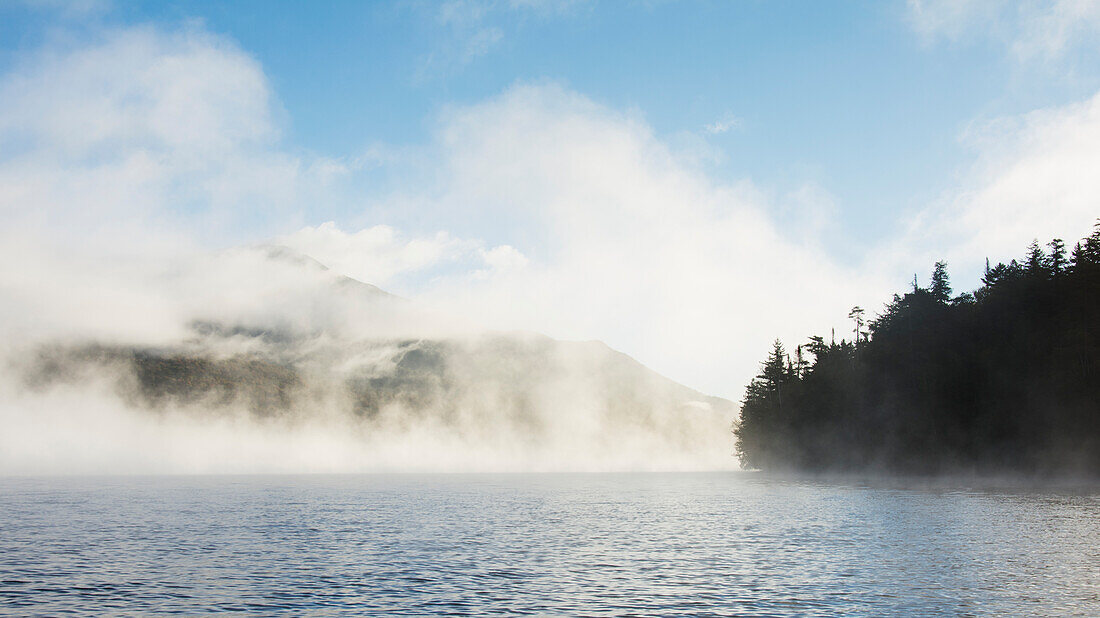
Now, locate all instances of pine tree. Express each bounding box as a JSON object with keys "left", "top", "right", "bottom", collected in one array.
[
  {"left": 746, "top": 339, "right": 789, "bottom": 412},
  {"left": 1071, "top": 241, "right": 1086, "bottom": 270},
  {"left": 1049, "top": 238, "right": 1067, "bottom": 275},
  {"left": 761, "top": 339, "right": 787, "bottom": 390},
  {"left": 807, "top": 336, "right": 828, "bottom": 360},
  {"left": 1026, "top": 239, "right": 1047, "bottom": 275},
  {"left": 1082, "top": 219, "right": 1100, "bottom": 265},
  {"left": 930, "top": 261, "right": 951, "bottom": 303},
  {"left": 848, "top": 306, "right": 866, "bottom": 343}
]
